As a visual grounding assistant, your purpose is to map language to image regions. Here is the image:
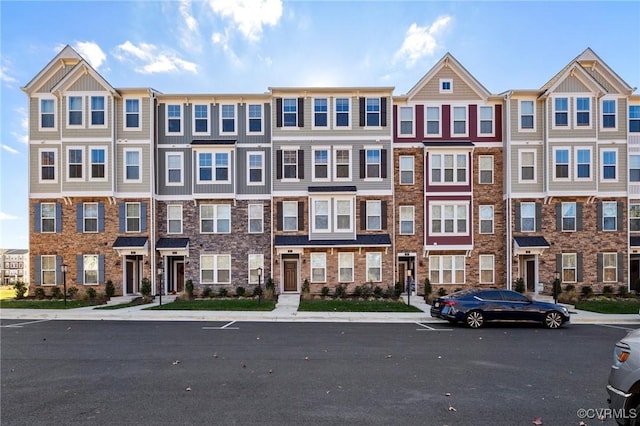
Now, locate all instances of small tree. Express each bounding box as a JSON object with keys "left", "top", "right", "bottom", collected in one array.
[
  {"left": 236, "top": 286, "right": 246, "bottom": 297},
  {"left": 552, "top": 277, "right": 562, "bottom": 304},
  {"left": 321, "top": 286, "right": 330, "bottom": 298},
  {"left": 35, "top": 287, "right": 46, "bottom": 300},
  {"left": 202, "top": 287, "right": 213, "bottom": 298},
  {"left": 86, "top": 287, "right": 97, "bottom": 300},
  {"left": 513, "top": 277, "right": 525, "bottom": 294},
  {"left": 424, "top": 277, "right": 433, "bottom": 302},
  {"left": 105, "top": 280, "right": 116, "bottom": 298},
  {"left": 302, "top": 278, "right": 310, "bottom": 300},
  {"left": 51, "top": 287, "right": 63, "bottom": 299},
  {"left": 12, "top": 281, "right": 27, "bottom": 299},
  {"left": 580, "top": 285, "right": 593, "bottom": 299},
  {"left": 67, "top": 287, "right": 79, "bottom": 299},
  {"left": 265, "top": 277, "right": 275, "bottom": 300},
  {"left": 140, "top": 278, "right": 151, "bottom": 298},
  {"left": 185, "top": 279, "right": 194, "bottom": 299},
  {"left": 334, "top": 284, "right": 346, "bottom": 299}
]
